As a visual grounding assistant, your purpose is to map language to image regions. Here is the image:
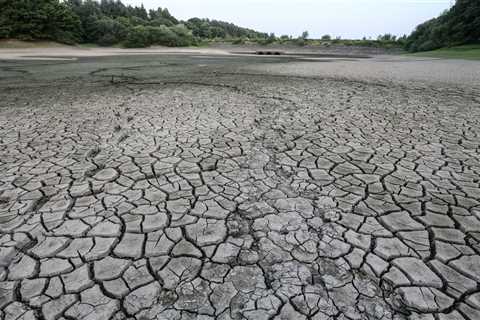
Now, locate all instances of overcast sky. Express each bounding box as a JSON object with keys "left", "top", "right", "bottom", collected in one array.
[{"left": 122, "top": 0, "right": 453, "bottom": 39}]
